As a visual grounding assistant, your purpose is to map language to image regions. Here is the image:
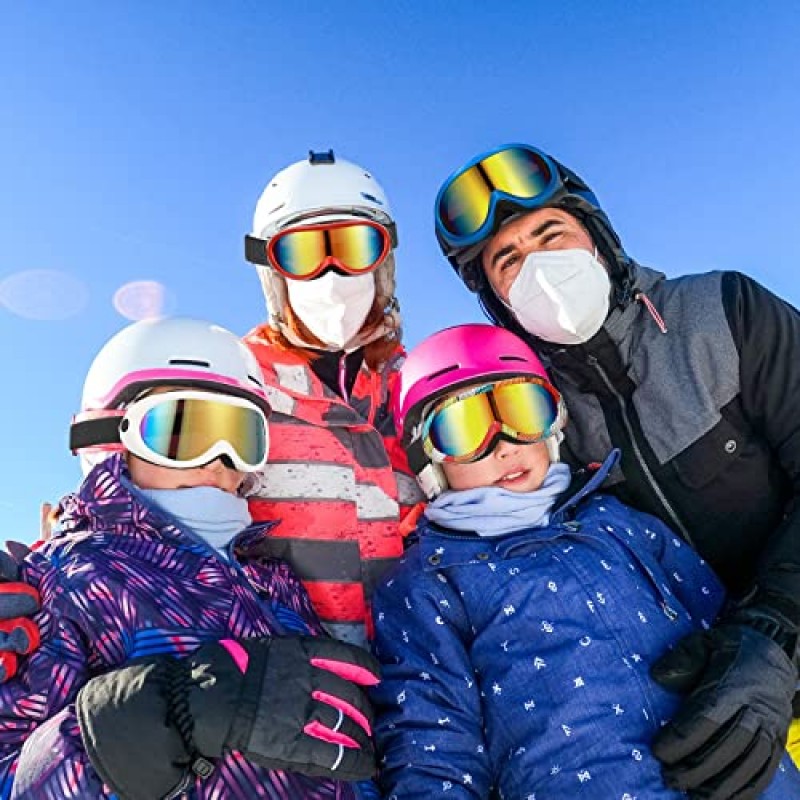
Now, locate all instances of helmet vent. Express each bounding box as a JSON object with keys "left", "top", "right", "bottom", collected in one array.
[
  {"left": 499, "top": 355, "right": 527, "bottom": 363},
  {"left": 248, "top": 374, "right": 264, "bottom": 388},
  {"left": 169, "top": 358, "right": 210, "bottom": 368},
  {"left": 427, "top": 365, "right": 459, "bottom": 381}
]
